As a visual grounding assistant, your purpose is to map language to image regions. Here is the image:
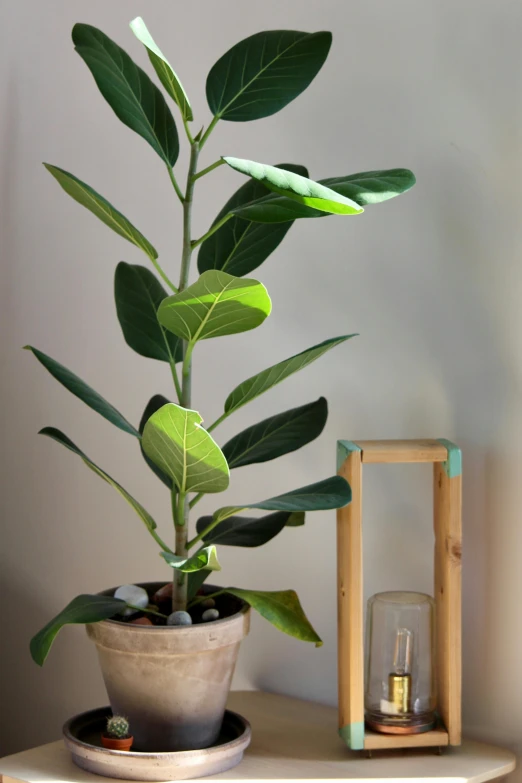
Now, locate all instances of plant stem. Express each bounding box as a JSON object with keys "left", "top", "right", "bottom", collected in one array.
[
  {"left": 199, "top": 115, "right": 220, "bottom": 149},
  {"left": 126, "top": 603, "right": 169, "bottom": 620},
  {"left": 169, "top": 359, "right": 182, "bottom": 403},
  {"left": 171, "top": 140, "right": 200, "bottom": 612},
  {"left": 188, "top": 588, "right": 226, "bottom": 609},
  {"left": 192, "top": 213, "right": 233, "bottom": 249},
  {"left": 206, "top": 410, "right": 229, "bottom": 433},
  {"left": 193, "top": 159, "right": 224, "bottom": 181},
  {"left": 150, "top": 256, "right": 178, "bottom": 293},
  {"left": 189, "top": 492, "right": 203, "bottom": 509},
  {"left": 167, "top": 166, "right": 184, "bottom": 204}
]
